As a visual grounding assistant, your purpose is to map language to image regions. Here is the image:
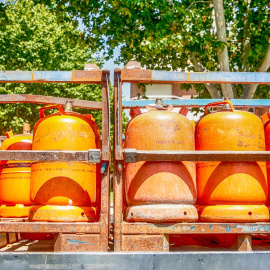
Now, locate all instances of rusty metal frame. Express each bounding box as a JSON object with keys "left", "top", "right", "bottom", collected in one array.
[
  {"left": 122, "top": 222, "right": 270, "bottom": 235},
  {"left": 0, "top": 150, "right": 101, "bottom": 162},
  {"left": 113, "top": 62, "right": 270, "bottom": 252},
  {"left": 121, "top": 61, "right": 270, "bottom": 84},
  {"left": 0, "top": 222, "right": 101, "bottom": 233},
  {"left": 0, "top": 64, "right": 110, "bottom": 252},
  {"left": 124, "top": 149, "right": 270, "bottom": 163},
  {"left": 122, "top": 99, "right": 270, "bottom": 109},
  {"left": 0, "top": 94, "right": 103, "bottom": 110}
]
